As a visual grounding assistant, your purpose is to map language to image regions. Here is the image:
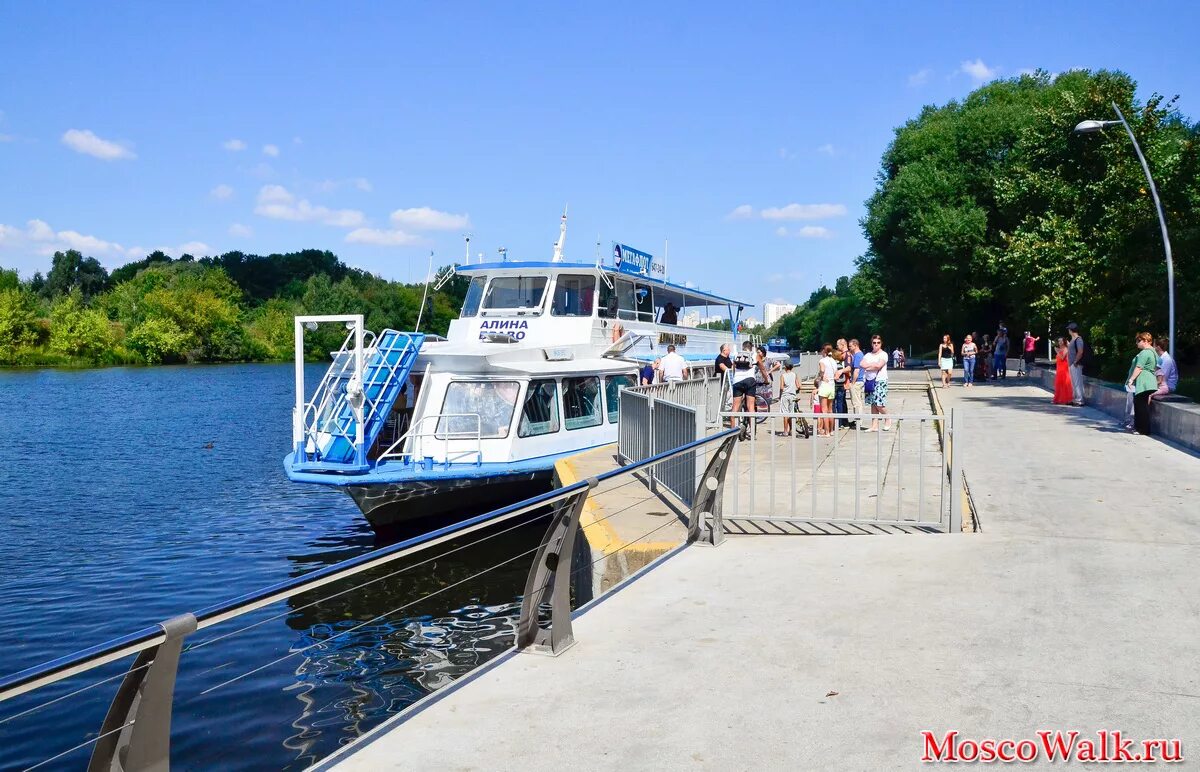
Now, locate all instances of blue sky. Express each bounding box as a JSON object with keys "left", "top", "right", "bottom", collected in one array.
[{"left": 2, "top": 1, "right": 1197, "bottom": 314}]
